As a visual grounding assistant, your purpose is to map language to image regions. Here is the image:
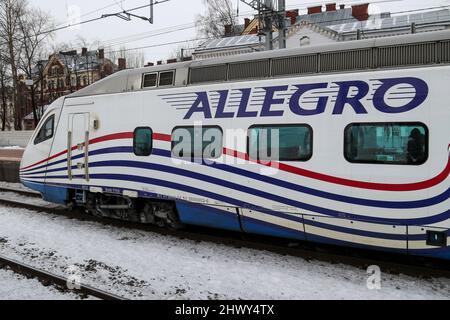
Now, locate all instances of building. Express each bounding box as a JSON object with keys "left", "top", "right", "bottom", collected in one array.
[
  {"left": 39, "top": 48, "right": 117, "bottom": 104},
  {"left": 193, "top": 3, "right": 450, "bottom": 60},
  {"left": 21, "top": 48, "right": 122, "bottom": 130}
]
